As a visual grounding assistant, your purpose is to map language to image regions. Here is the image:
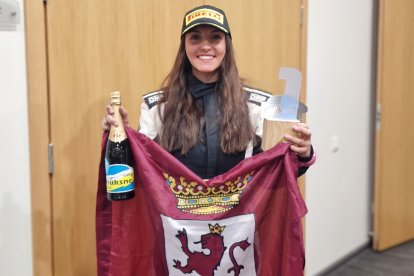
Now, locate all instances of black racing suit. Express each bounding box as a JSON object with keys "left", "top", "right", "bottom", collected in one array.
[{"left": 139, "top": 75, "right": 314, "bottom": 179}]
